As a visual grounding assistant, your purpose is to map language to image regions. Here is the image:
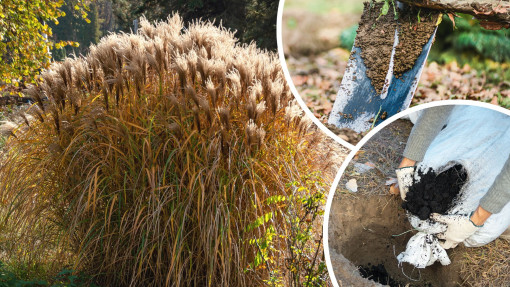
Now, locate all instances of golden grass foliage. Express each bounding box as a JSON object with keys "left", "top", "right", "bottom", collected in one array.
[{"left": 0, "top": 14, "right": 338, "bottom": 286}]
